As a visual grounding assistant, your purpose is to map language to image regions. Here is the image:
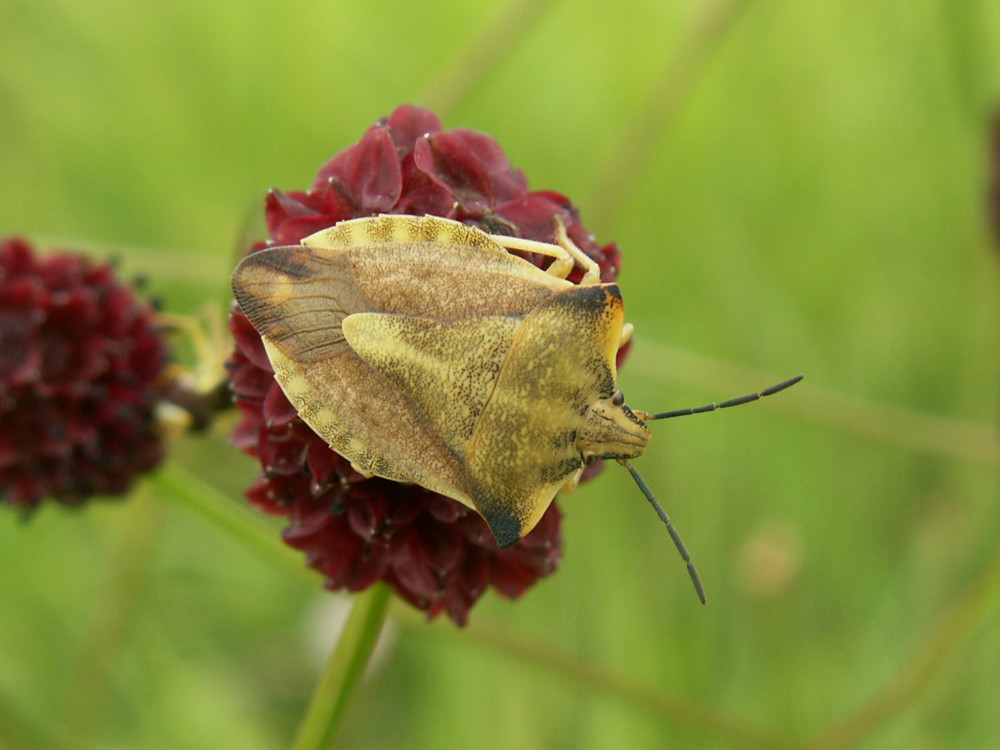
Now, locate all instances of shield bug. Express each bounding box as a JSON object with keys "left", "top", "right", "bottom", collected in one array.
[{"left": 232, "top": 213, "right": 801, "bottom": 602}]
